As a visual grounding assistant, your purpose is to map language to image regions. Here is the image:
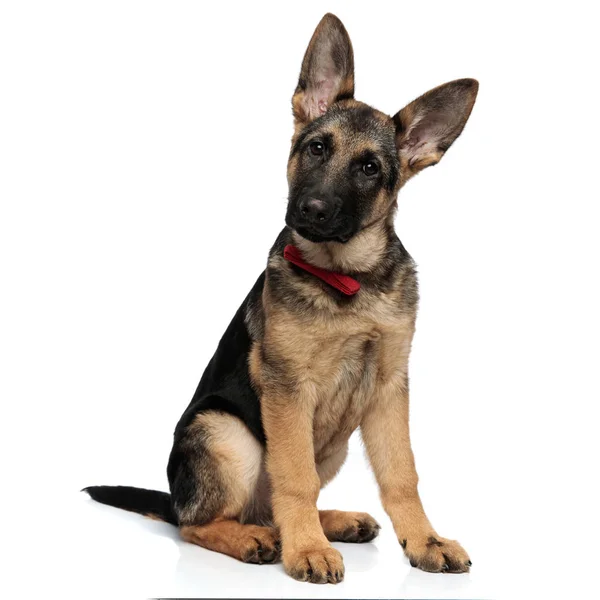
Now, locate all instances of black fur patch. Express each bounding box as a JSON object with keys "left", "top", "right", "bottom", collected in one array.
[{"left": 83, "top": 485, "right": 177, "bottom": 525}]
